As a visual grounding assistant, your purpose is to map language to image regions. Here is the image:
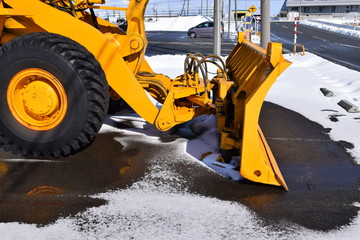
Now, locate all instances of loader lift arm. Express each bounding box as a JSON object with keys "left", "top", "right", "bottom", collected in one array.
[{"left": 0, "top": 0, "right": 291, "bottom": 190}]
